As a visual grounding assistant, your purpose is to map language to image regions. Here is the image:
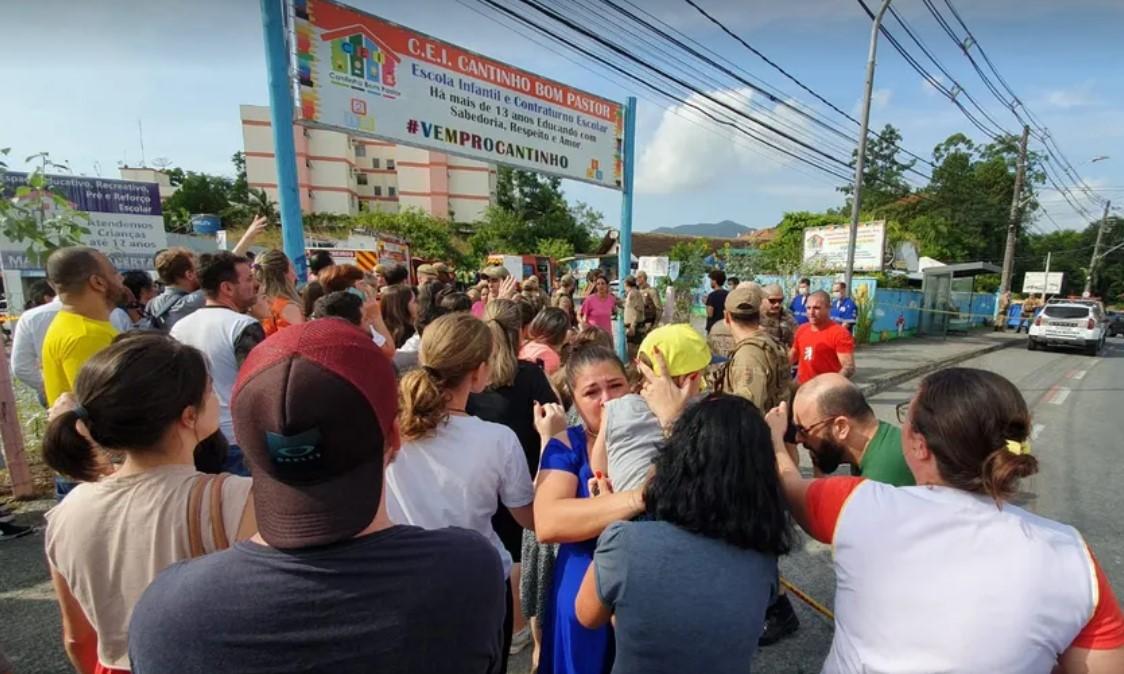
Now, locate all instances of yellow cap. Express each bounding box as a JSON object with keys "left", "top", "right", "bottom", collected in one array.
[{"left": 638, "top": 324, "right": 722, "bottom": 377}]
